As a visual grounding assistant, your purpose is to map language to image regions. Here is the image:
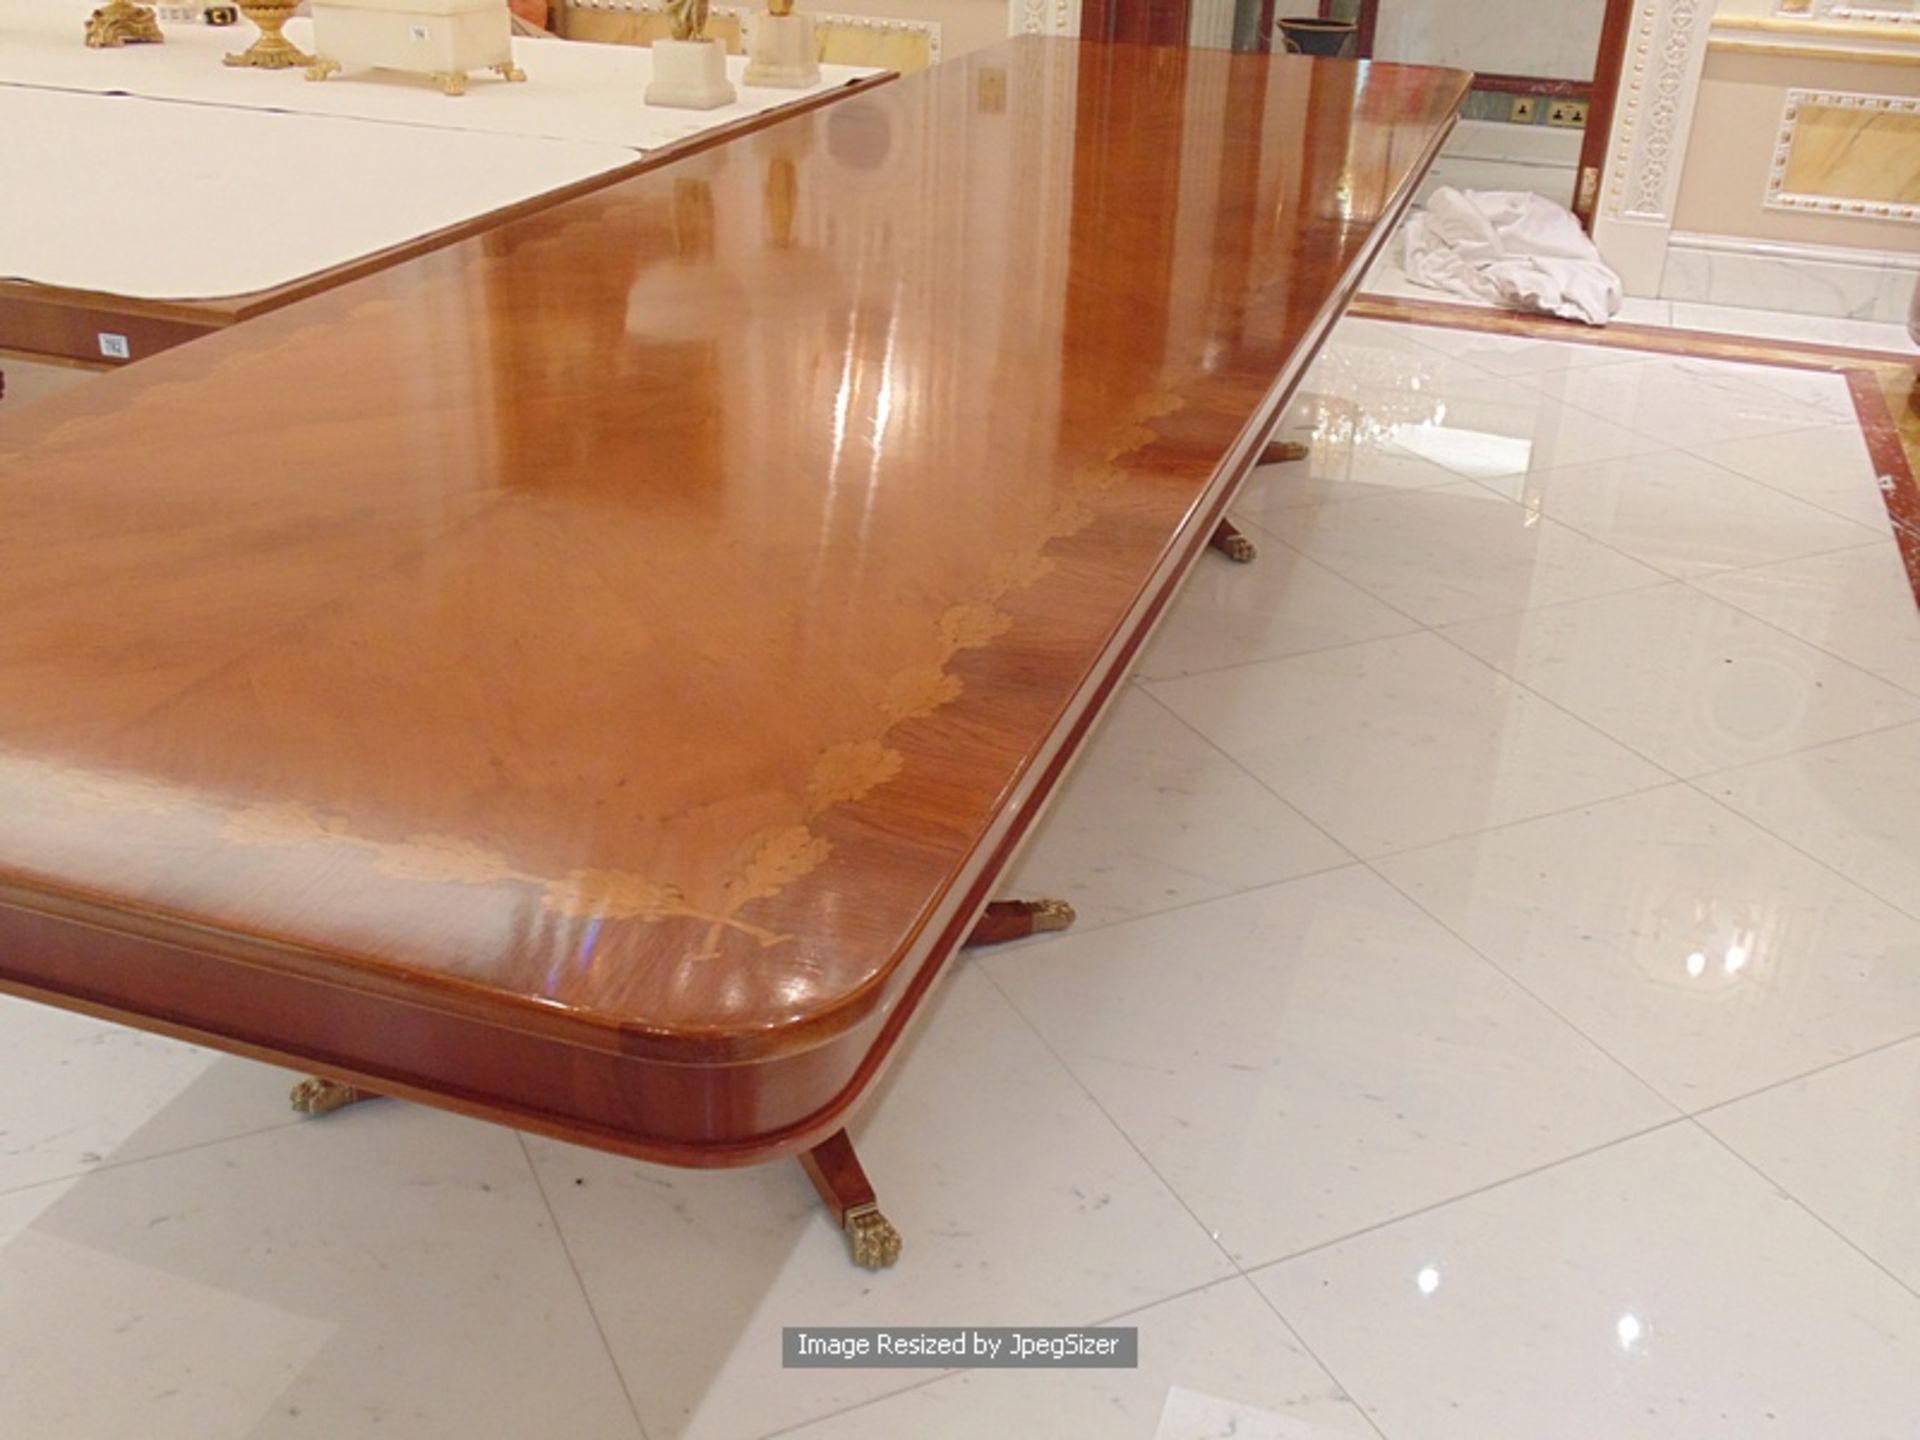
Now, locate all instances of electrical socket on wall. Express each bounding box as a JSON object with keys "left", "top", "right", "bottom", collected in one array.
[
  {"left": 1547, "top": 99, "right": 1589, "bottom": 128},
  {"left": 1509, "top": 96, "right": 1537, "bottom": 124}
]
